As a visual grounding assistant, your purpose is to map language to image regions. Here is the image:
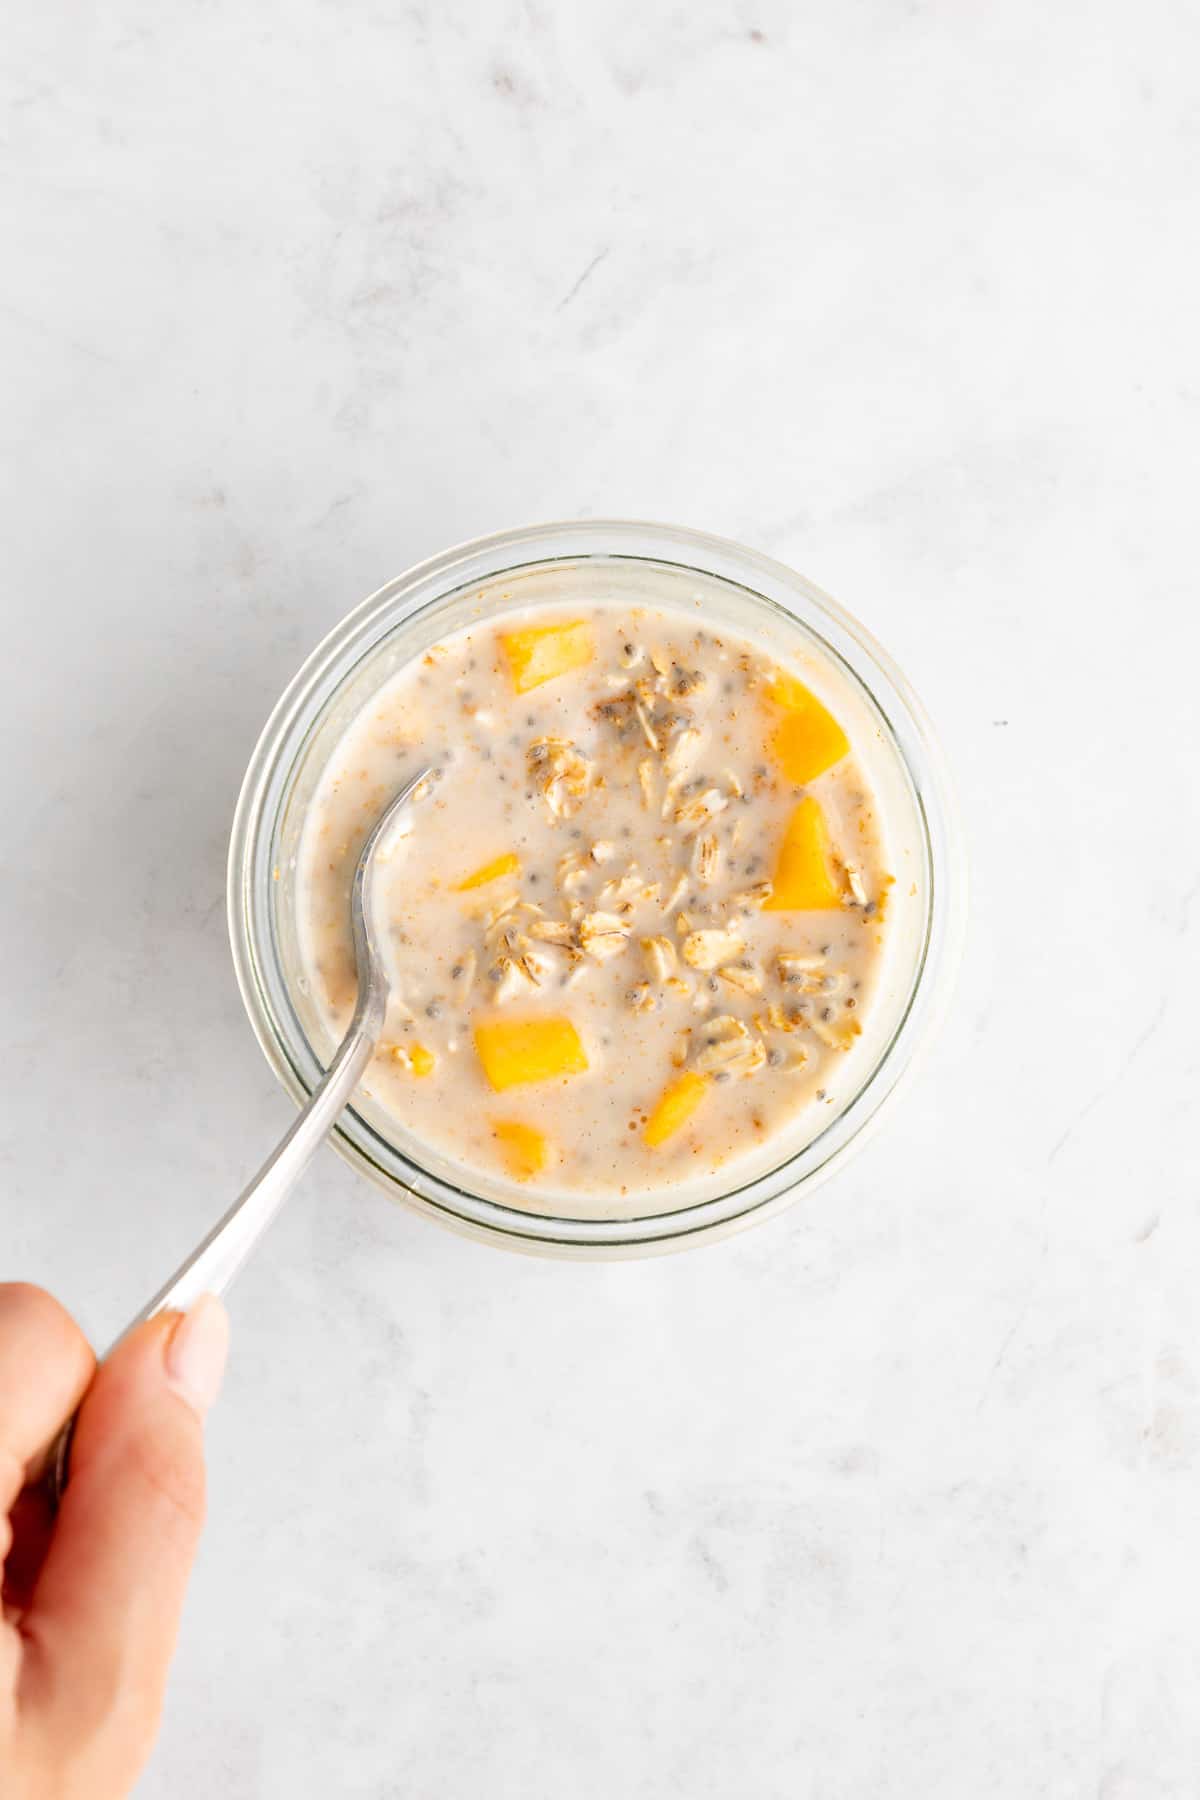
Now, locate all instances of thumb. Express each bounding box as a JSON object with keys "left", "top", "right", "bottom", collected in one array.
[{"left": 20, "top": 1298, "right": 228, "bottom": 1760}]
